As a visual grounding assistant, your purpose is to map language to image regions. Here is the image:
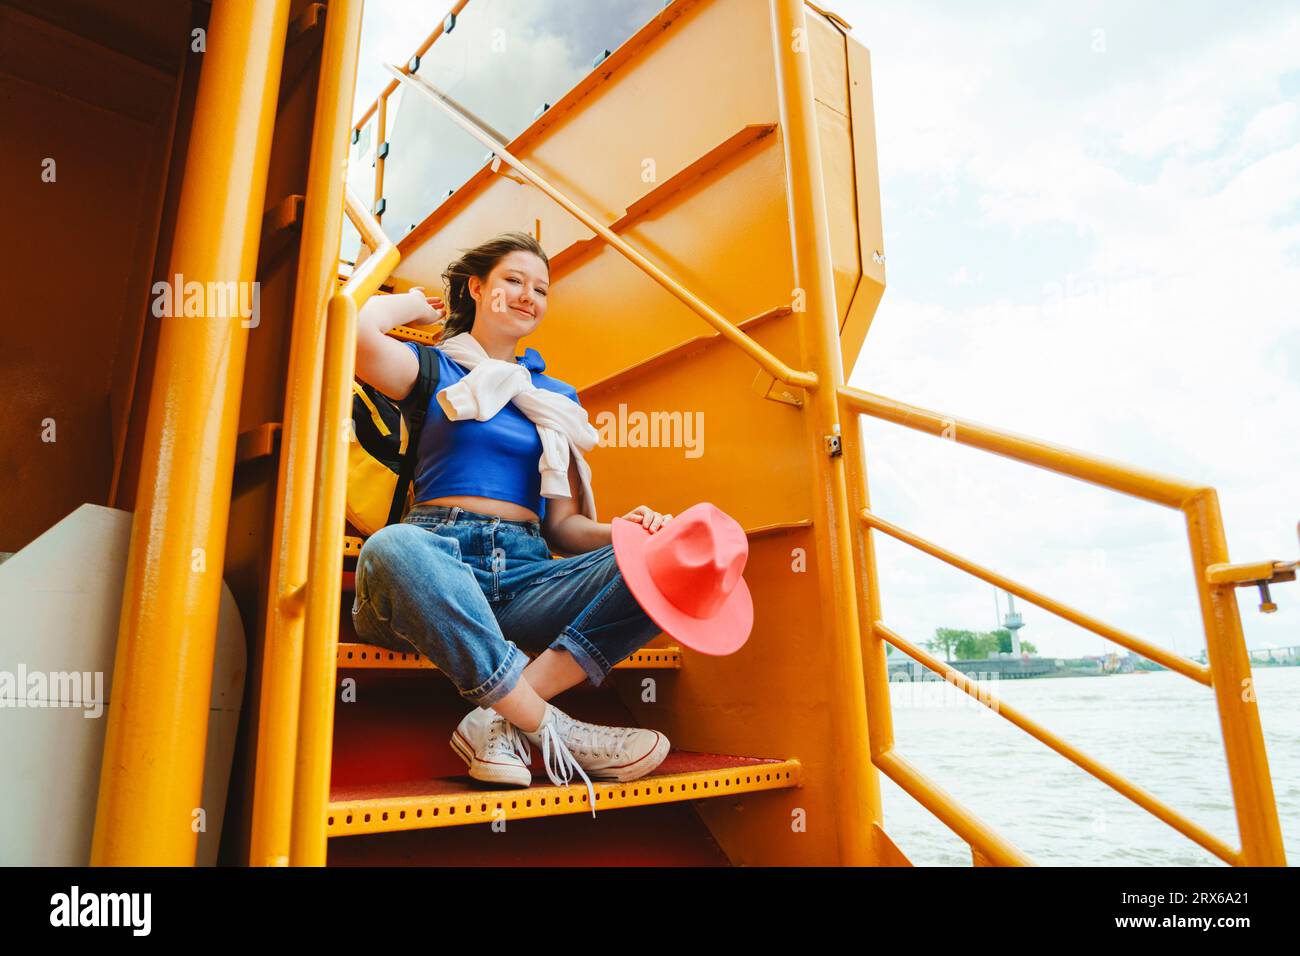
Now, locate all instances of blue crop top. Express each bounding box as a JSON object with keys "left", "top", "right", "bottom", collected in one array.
[{"left": 402, "top": 341, "right": 582, "bottom": 522}]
